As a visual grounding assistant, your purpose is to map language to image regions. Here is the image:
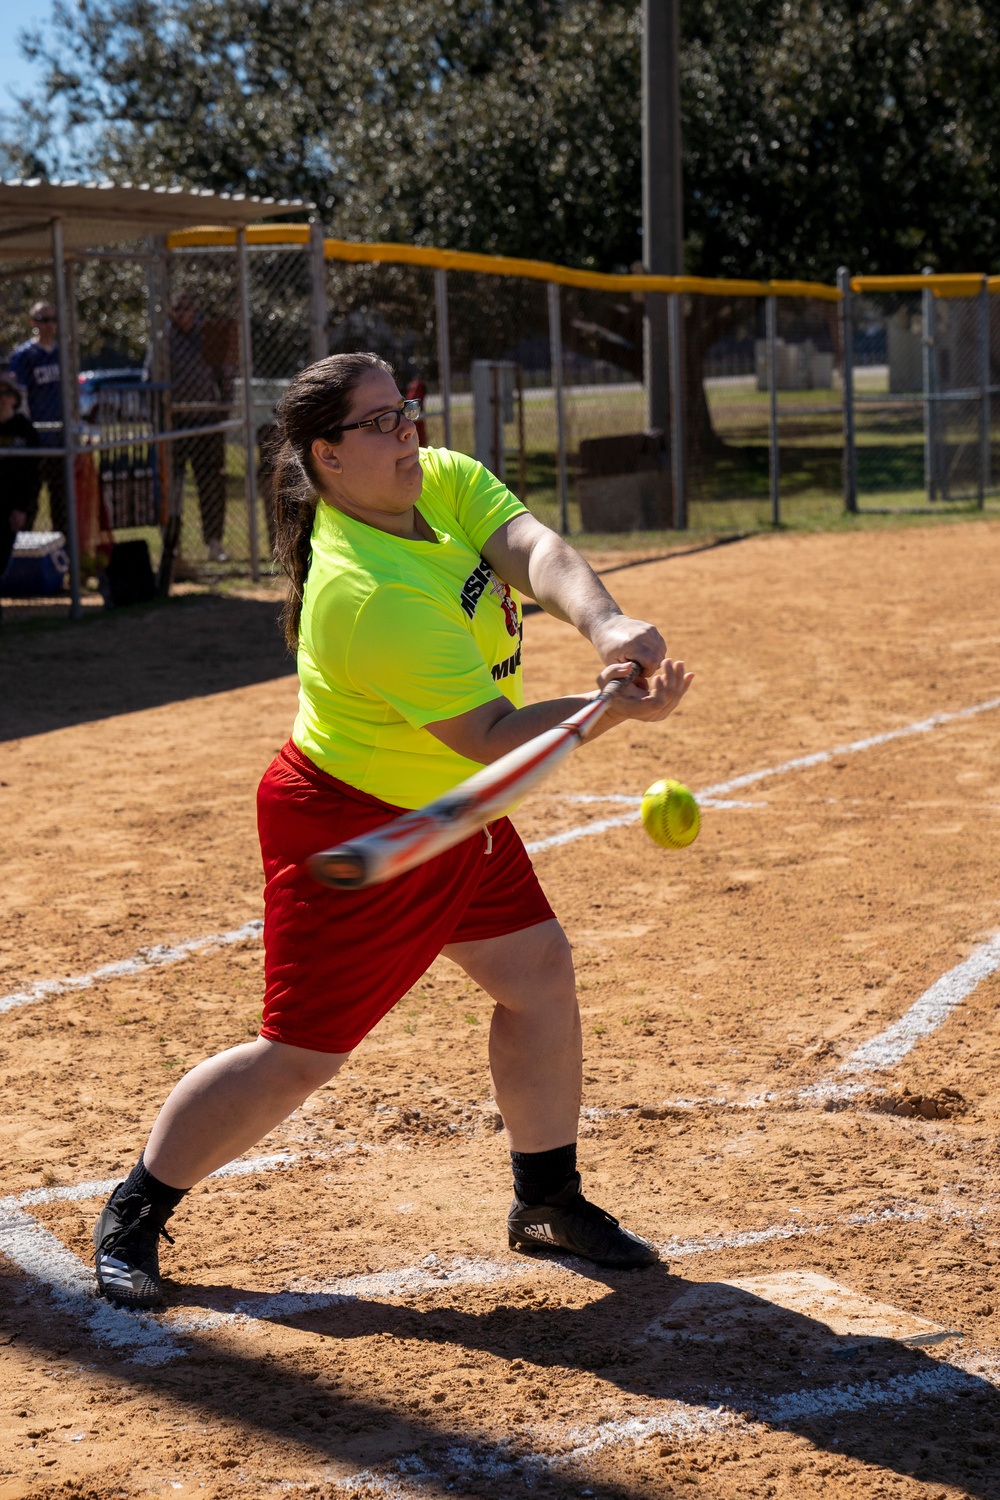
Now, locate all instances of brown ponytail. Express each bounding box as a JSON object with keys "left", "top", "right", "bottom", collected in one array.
[{"left": 272, "top": 352, "right": 394, "bottom": 650}]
